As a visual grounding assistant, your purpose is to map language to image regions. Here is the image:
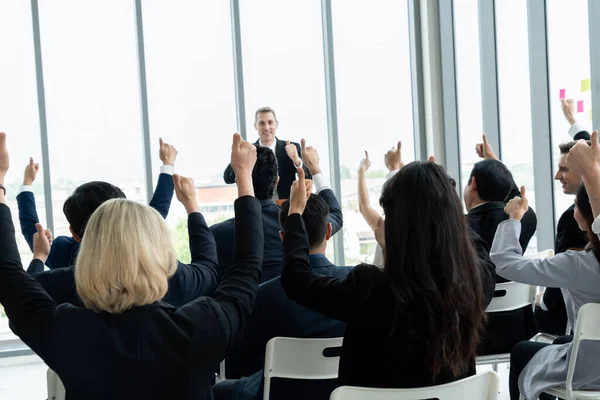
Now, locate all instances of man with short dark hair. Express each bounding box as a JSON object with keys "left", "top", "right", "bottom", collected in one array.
[
  {"left": 214, "top": 193, "right": 349, "bottom": 400},
  {"left": 223, "top": 107, "right": 311, "bottom": 199},
  {"left": 212, "top": 141, "right": 342, "bottom": 283}
]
